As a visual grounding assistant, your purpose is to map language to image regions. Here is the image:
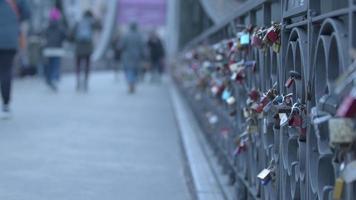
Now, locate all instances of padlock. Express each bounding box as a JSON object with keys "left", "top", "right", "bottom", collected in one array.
[
  {"left": 249, "top": 89, "right": 260, "bottom": 102},
  {"left": 285, "top": 71, "right": 302, "bottom": 88},
  {"left": 229, "top": 60, "right": 244, "bottom": 72},
  {"left": 244, "top": 60, "right": 257, "bottom": 68},
  {"left": 256, "top": 95, "right": 271, "bottom": 113},
  {"left": 266, "top": 26, "right": 279, "bottom": 43},
  {"left": 288, "top": 102, "right": 303, "bottom": 127},
  {"left": 342, "top": 160, "right": 356, "bottom": 183},
  {"left": 272, "top": 42, "right": 281, "bottom": 53},
  {"left": 273, "top": 95, "right": 284, "bottom": 105},
  {"left": 279, "top": 113, "right": 289, "bottom": 127},
  {"left": 227, "top": 96, "right": 236, "bottom": 105},
  {"left": 208, "top": 114, "right": 219, "bottom": 125},
  {"left": 252, "top": 33, "right": 262, "bottom": 47},
  {"left": 333, "top": 177, "right": 344, "bottom": 200},
  {"left": 283, "top": 93, "right": 294, "bottom": 107},
  {"left": 231, "top": 67, "right": 245, "bottom": 82},
  {"left": 310, "top": 107, "right": 332, "bottom": 125},
  {"left": 240, "top": 32, "right": 250, "bottom": 46},
  {"left": 285, "top": 77, "right": 294, "bottom": 88},
  {"left": 329, "top": 118, "right": 356, "bottom": 144},
  {"left": 318, "top": 94, "right": 340, "bottom": 115},
  {"left": 336, "top": 88, "right": 356, "bottom": 118},
  {"left": 222, "top": 89, "right": 232, "bottom": 101},
  {"left": 257, "top": 169, "right": 273, "bottom": 185},
  {"left": 233, "top": 139, "right": 248, "bottom": 156}
]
